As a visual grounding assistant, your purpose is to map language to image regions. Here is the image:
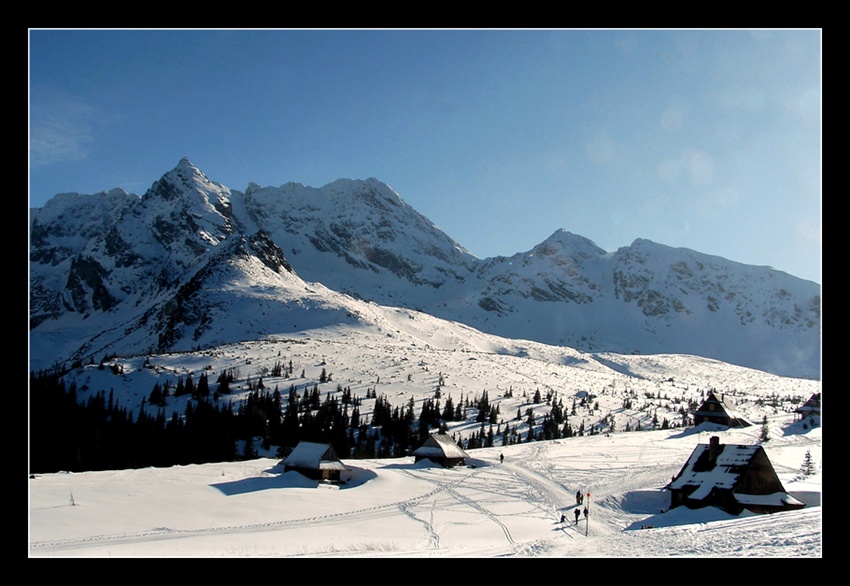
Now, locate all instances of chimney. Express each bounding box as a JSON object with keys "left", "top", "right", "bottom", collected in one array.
[{"left": 708, "top": 436, "right": 720, "bottom": 465}]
